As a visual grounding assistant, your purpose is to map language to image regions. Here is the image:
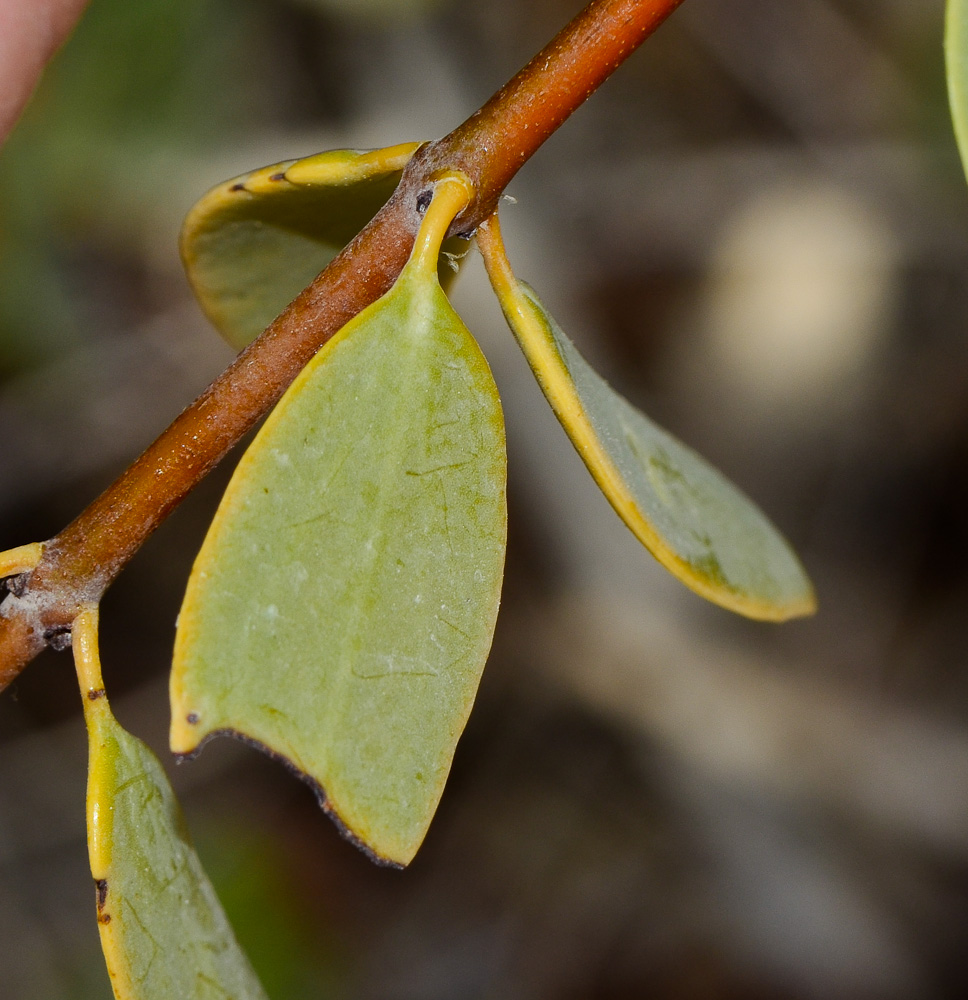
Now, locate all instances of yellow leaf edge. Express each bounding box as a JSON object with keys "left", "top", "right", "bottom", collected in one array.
[
  {"left": 73, "top": 609, "right": 269, "bottom": 999},
  {"left": 178, "top": 141, "right": 424, "bottom": 342},
  {"left": 179, "top": 140, "right": 422, "bottom": 247},
  {"left": 476, "top": 214, "right": 816, "bottom": 623},
  {"left": 72, "top": 607, "right": 129, "bottom": 992}
]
